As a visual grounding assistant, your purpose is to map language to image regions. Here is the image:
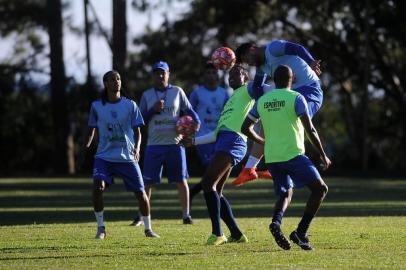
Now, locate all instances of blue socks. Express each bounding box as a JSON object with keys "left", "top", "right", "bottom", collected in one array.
[
  {"left": 220, "top": 196, "right": 242, "bottom": 239},
  {"left": 203, "top": 191, "right": 222, "bottom": 236},
  {"left": 272, "top": 210, "right": 284, "bottom": 226},
  {"left": 204, "top": 192, "right": 243, "bottom": 239},
  {"left": 297, "top": 212, "right": 314, "bottom": 235}
]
